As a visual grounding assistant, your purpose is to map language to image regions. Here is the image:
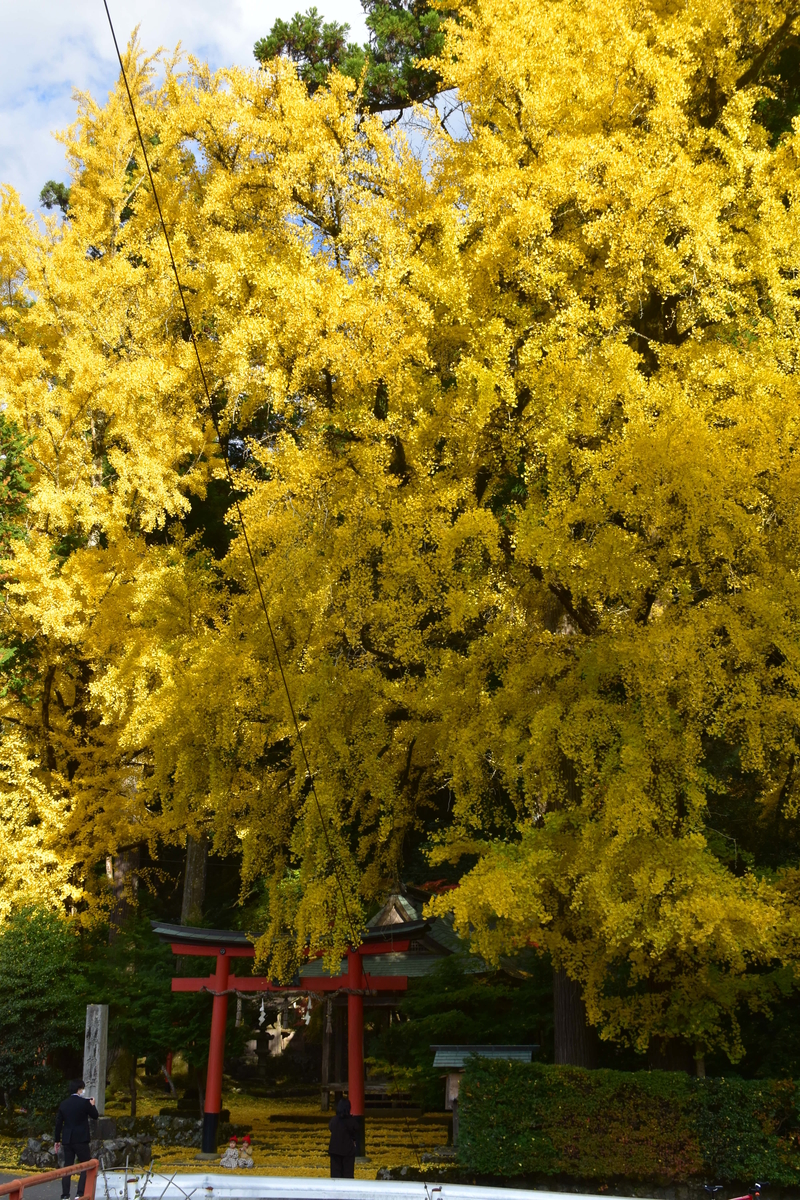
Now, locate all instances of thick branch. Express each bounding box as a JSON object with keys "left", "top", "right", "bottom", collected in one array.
[
  {"left": 41, "top": 664, "right": 57, "bottom": 771},
  {"left": 547, "top": 582, "right": 598, "bottom": 637},
  {"left": 735, "top": 9, "right": 800, "bottom": 92}
]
